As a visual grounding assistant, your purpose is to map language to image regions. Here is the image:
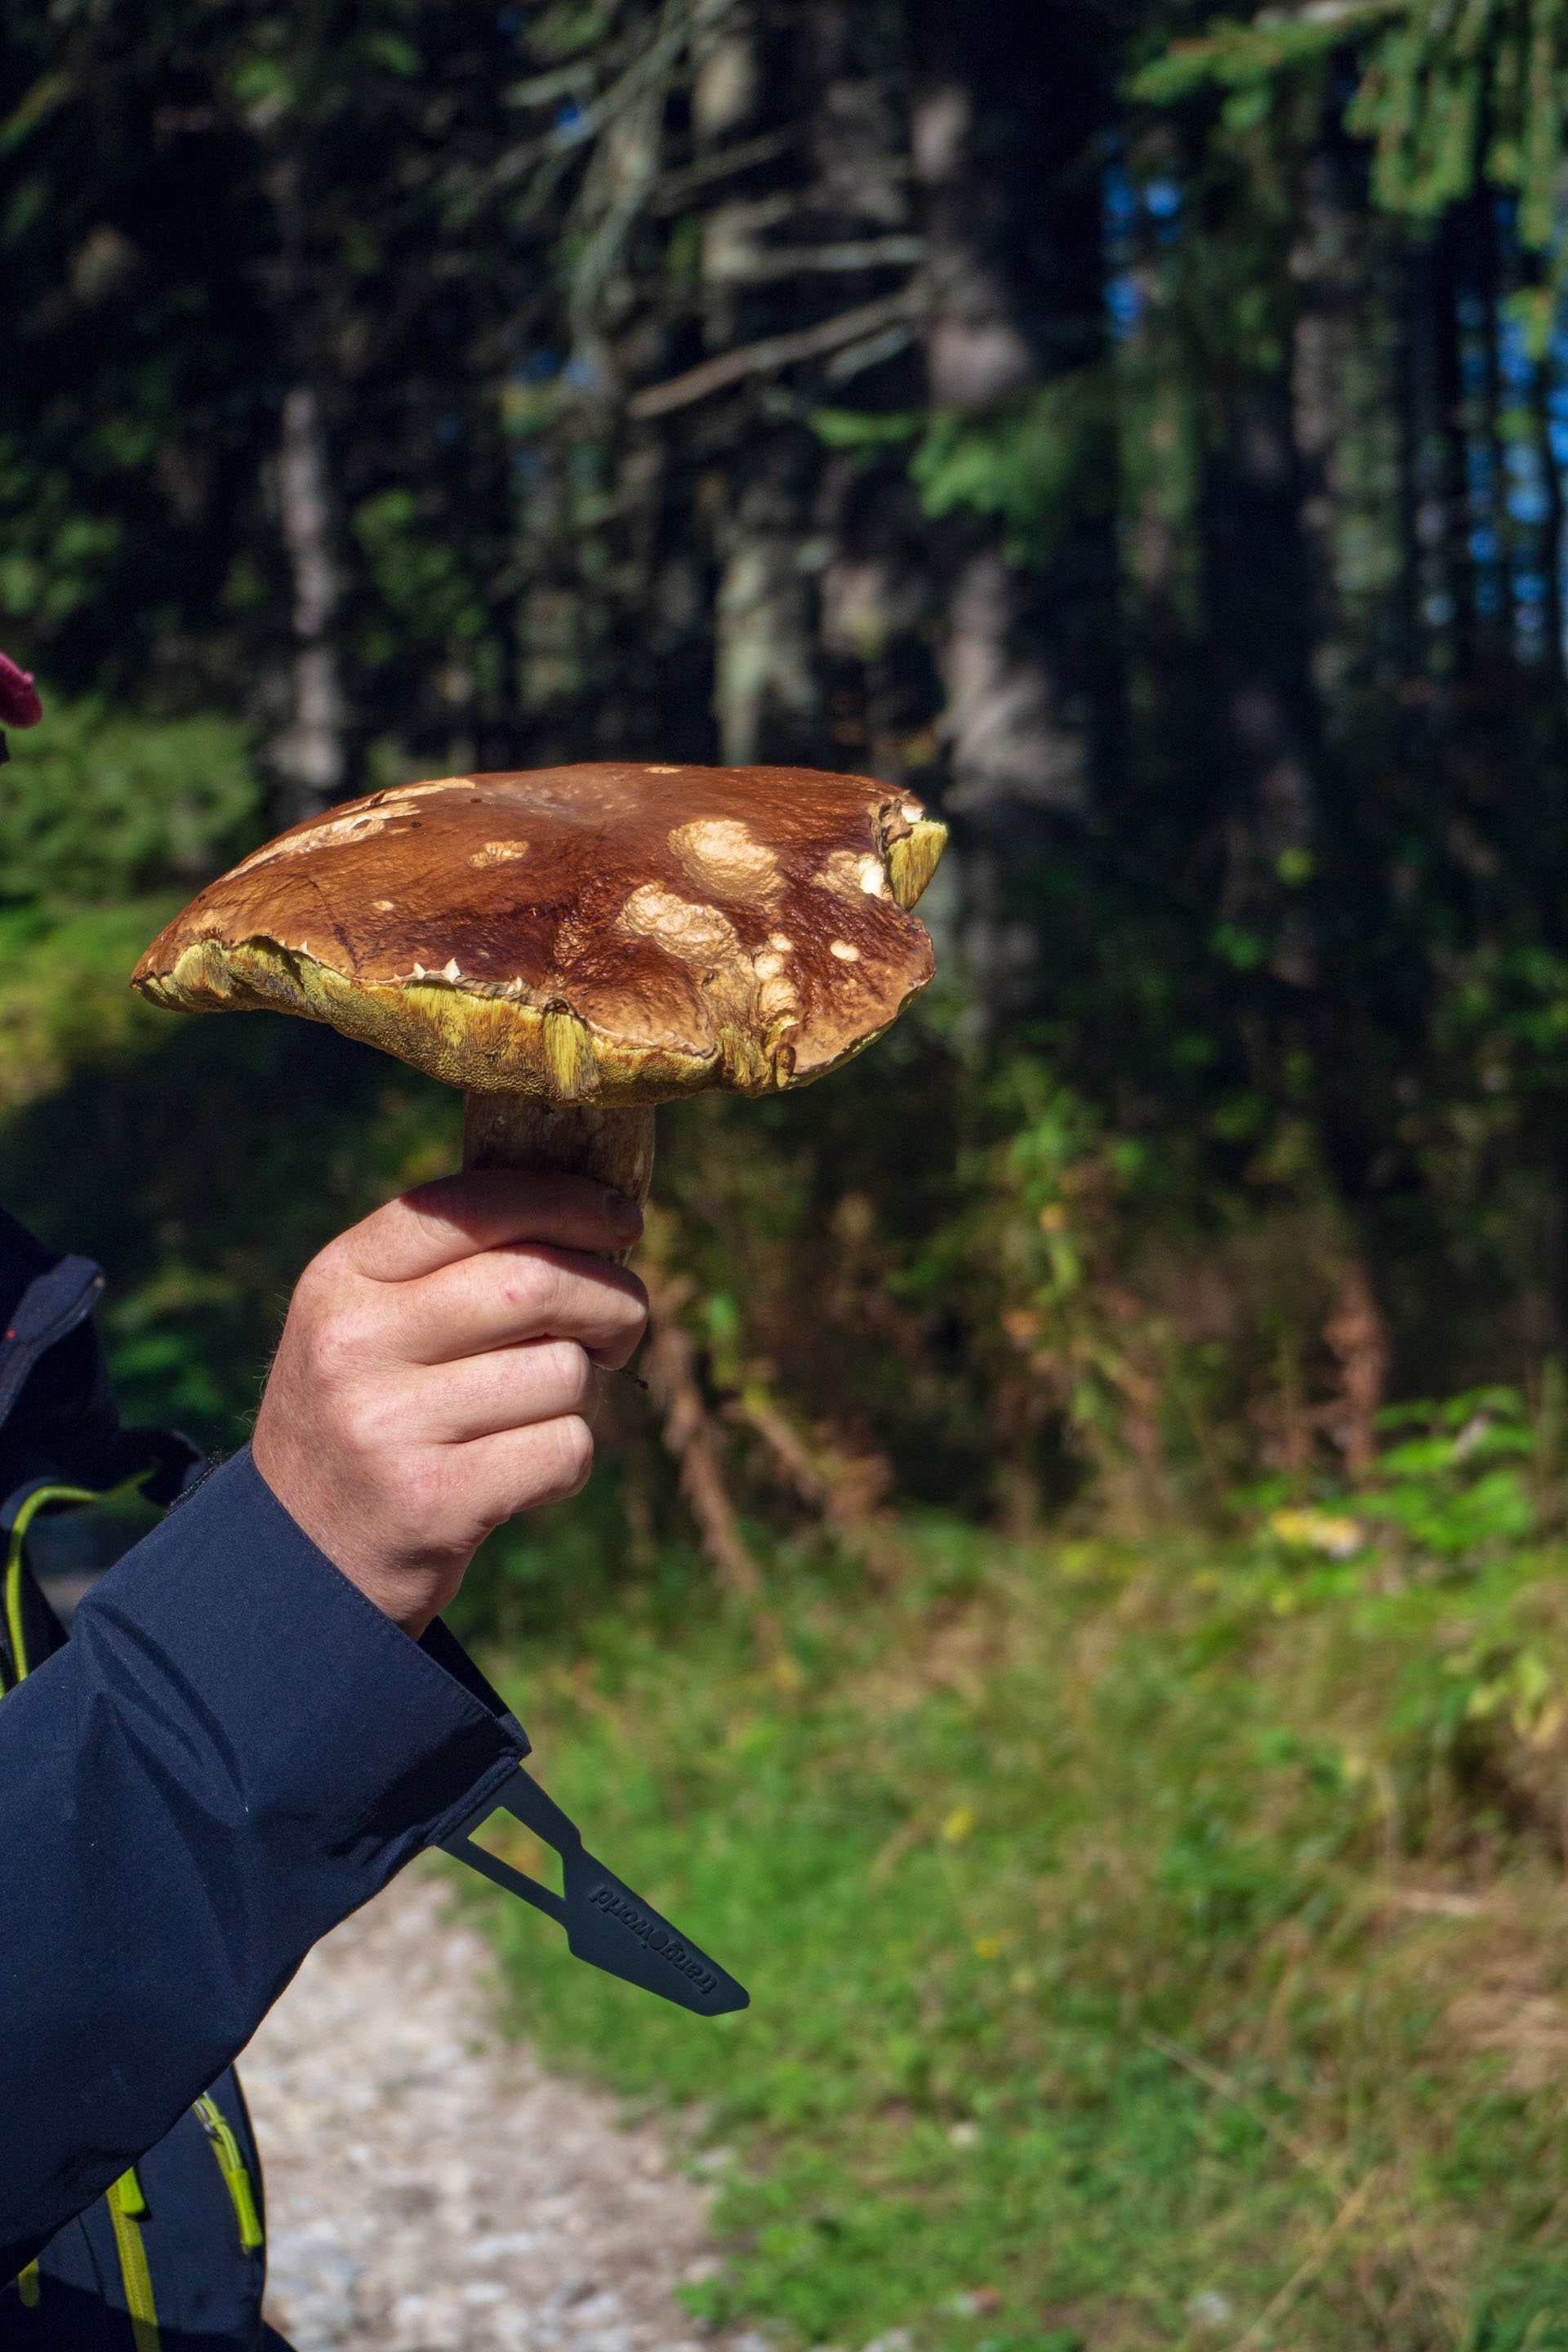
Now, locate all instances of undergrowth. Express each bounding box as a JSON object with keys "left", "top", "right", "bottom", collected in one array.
[{"left": 454, "top": 1512, "right": 1568, "bottom": 2352}]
